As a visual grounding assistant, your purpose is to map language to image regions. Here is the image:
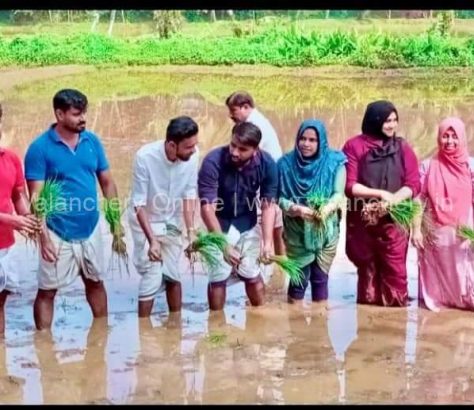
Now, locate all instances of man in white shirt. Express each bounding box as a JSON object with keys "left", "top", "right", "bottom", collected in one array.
[
  {"left": 225, "top": 91, "right": 285, "bottom": 259},
  {"left": 128, "top": 116, "right": 199, "bottom": 317}
]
